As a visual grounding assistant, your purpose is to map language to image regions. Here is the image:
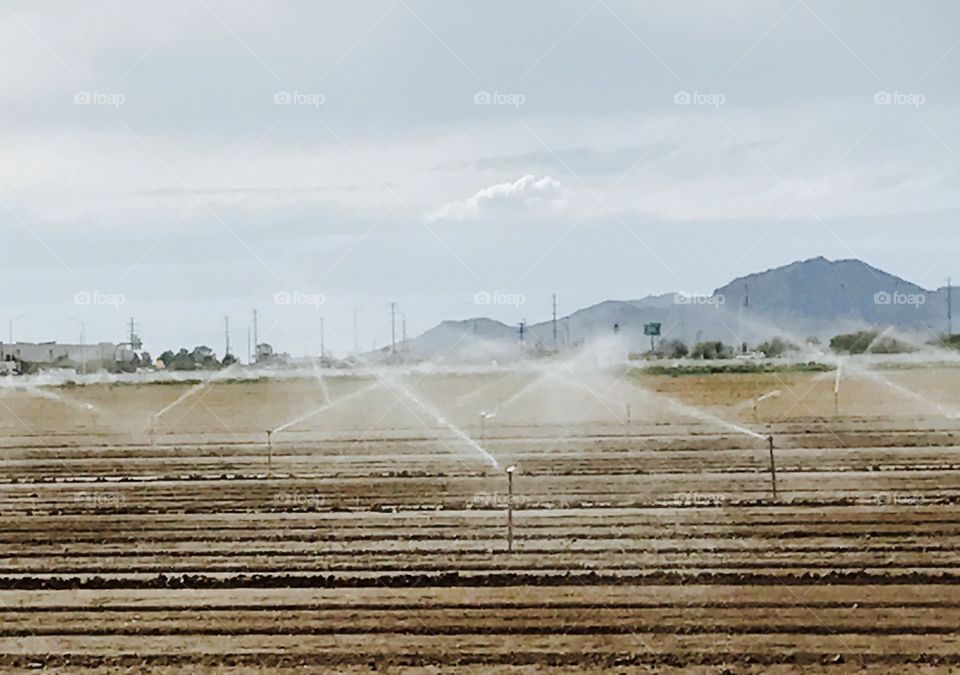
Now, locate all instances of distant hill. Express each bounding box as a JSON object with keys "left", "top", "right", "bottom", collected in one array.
[
  {"left": 713, "top": 256, "right": 942, "bottom": 331},
  {"left": 375, "top": 257, "right": 951, "bottom": 362}
]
